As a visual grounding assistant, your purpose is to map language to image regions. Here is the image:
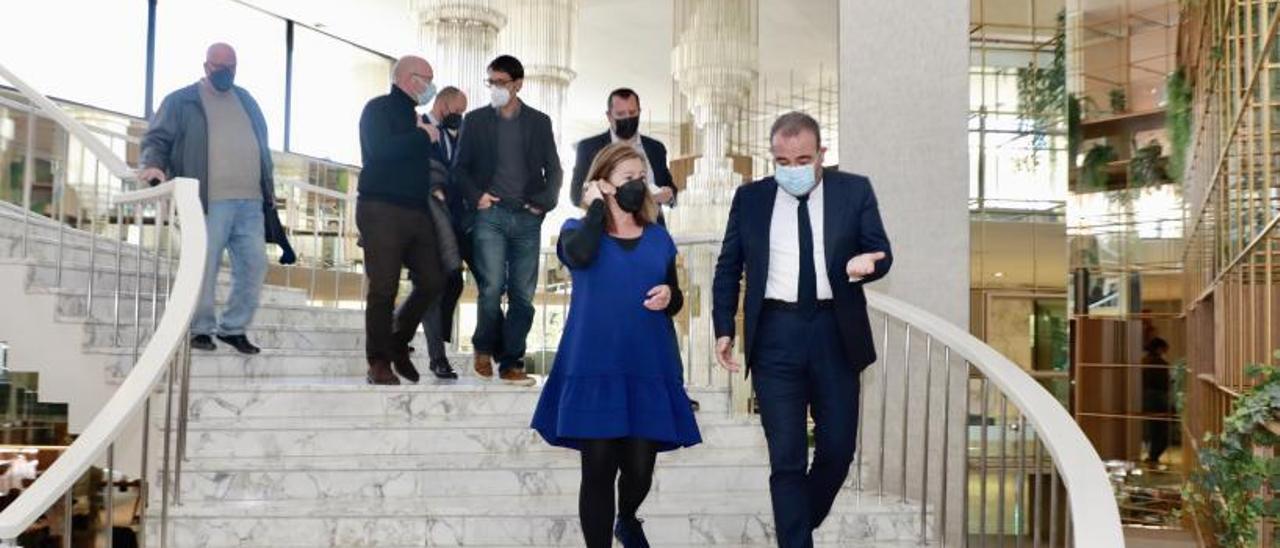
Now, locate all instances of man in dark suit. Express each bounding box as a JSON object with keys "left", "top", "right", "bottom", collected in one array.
[
  {"left": 453, "top": 55, "right": 562, "bottom": 386},
  {"left": 712, "top": 112, "right": 892, "bottom": 548},
  {"left": 569, "top": 88, "right": 677, "bottom": 222},
  {"left": 416, "top": 86, "right": 468, "bottom": 380}
]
